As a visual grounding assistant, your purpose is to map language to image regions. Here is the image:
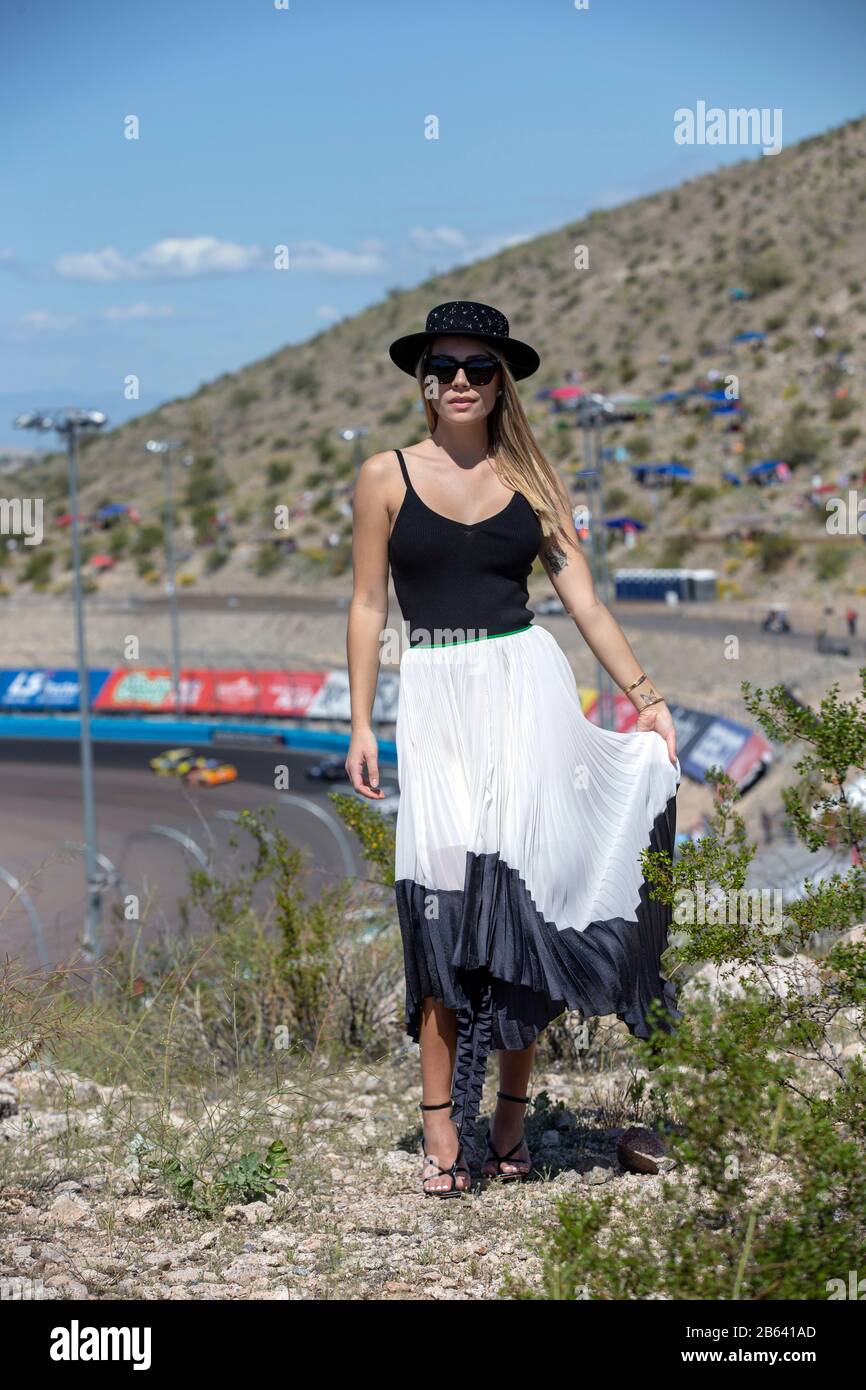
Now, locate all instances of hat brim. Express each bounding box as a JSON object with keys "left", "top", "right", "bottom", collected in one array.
[{"left": 388, "top": 330, "right": 540, "bottom": 381}]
